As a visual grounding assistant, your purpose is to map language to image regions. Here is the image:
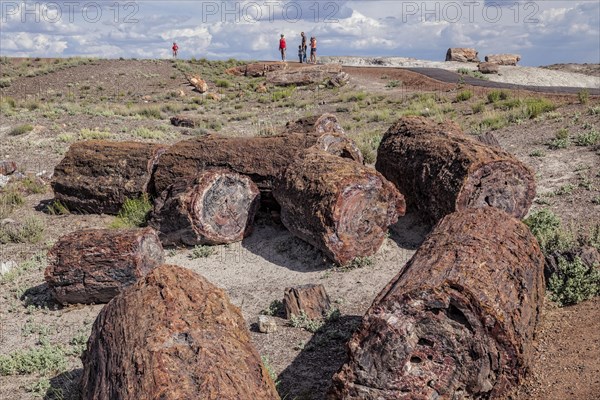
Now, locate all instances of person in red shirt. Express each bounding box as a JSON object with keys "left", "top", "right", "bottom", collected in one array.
[
  {"left": 279, "top": 34, "right": 286, "bottom": 62},
  {"left": 172, "top": 42, "right": 179, "bottom": 58}
]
